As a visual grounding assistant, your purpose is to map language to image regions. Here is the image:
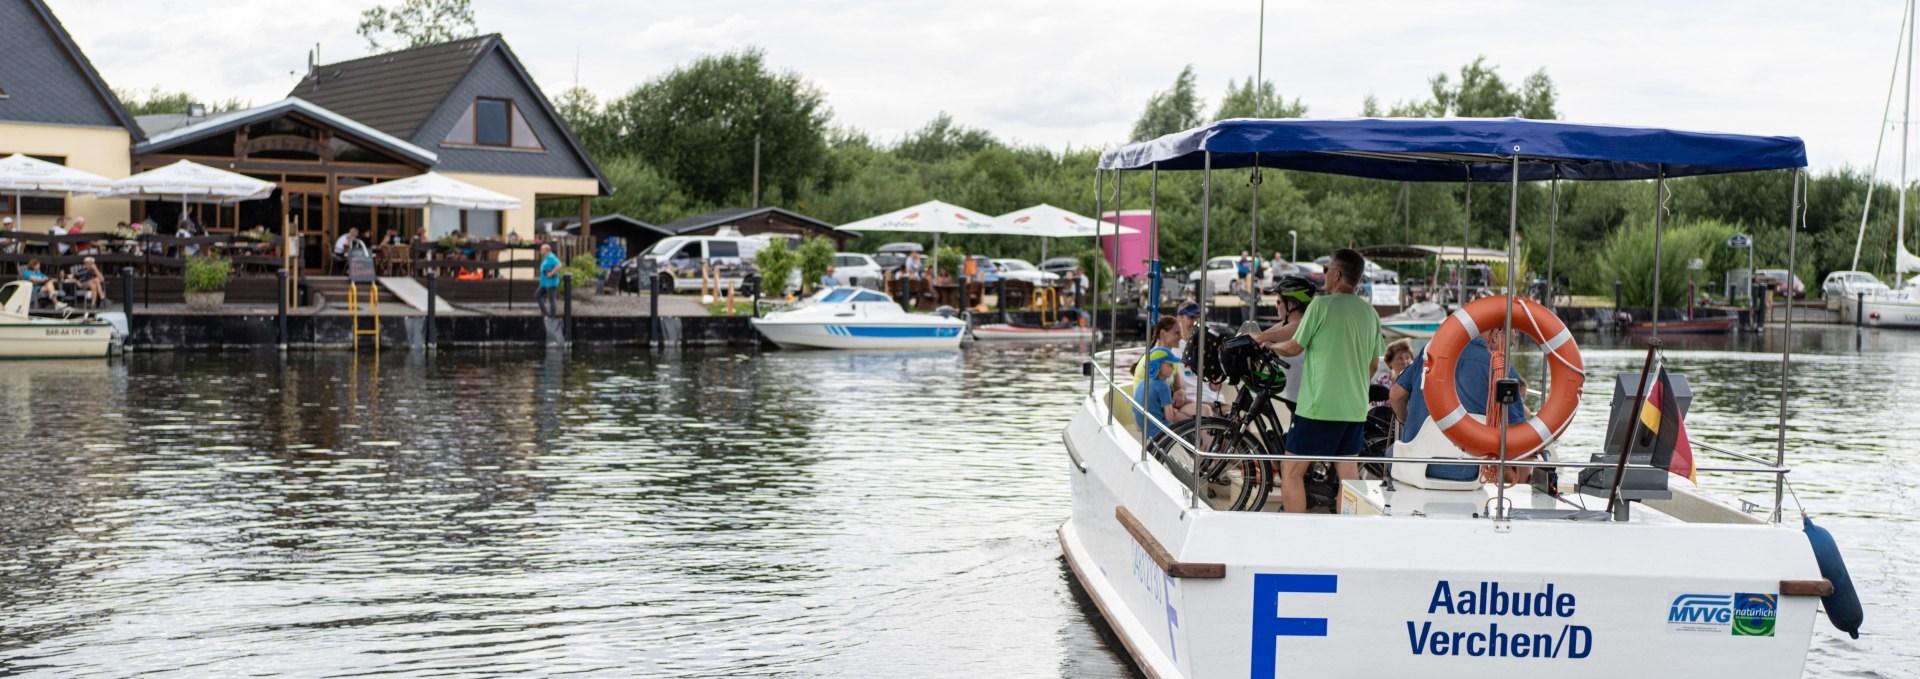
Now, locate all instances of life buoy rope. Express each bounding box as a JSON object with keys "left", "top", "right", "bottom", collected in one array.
[{"left": 1420, "top": 296, "right": 1586, "bottom": 459}]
